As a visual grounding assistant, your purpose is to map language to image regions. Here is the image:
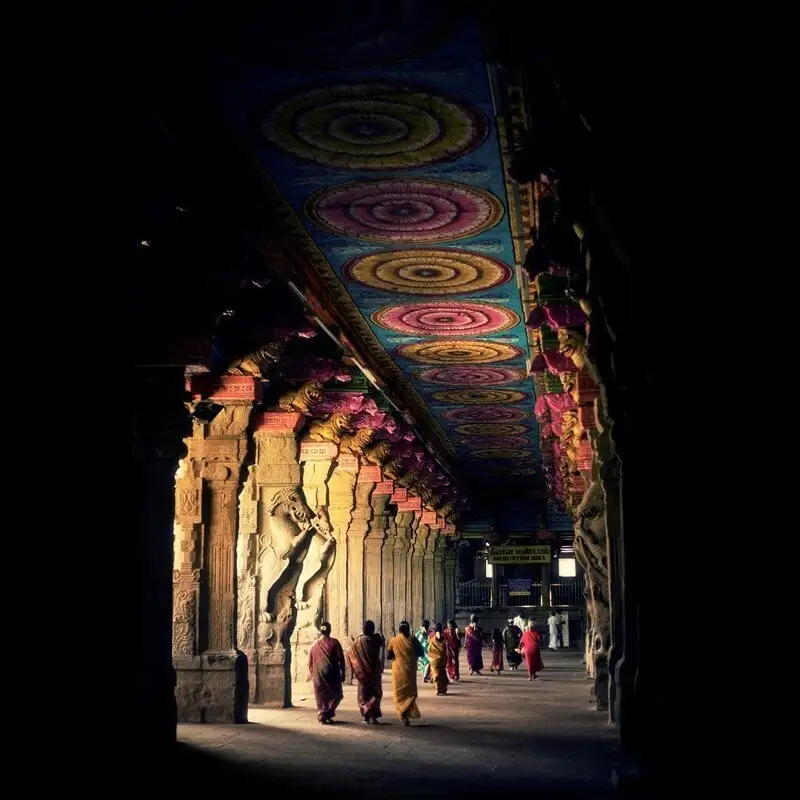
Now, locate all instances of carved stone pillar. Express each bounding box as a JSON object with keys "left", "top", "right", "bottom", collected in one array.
[
  {"left": 325, "top": 454, "right": 358, "bottom": 644},
  {"left": 252, "top": 410, "right": 304, "bottom": 708},
  {"left": 411, "top": 523, "right": 429, "bottom": 627},
  {"left": 291, "top": 440, "right": 338, "bottom": 689},
  {"left": 347, "top": 464, "right": 377, "bottom": 637},
  {"left": 173, "top": 376, "right": 259, "bottom": 723},
  {"left": 443, "top": 541, "right": 458, "bottom": 622},
  {"left": 365, "top": 485, "right": 390, "bottom": 634},
  {"left": 377, "top": 486, "right": 397, "bottom": 638},
  {"left": 422, "top": 527, "right": 438, "bottom": 623},
  {"left": 433, "top": 533, "right": 447, "bottom": 624},
  {"left": 236, "top": 467, "right": 259, "bottom": 703},
  {"left": 393, "top": 511, "right": 414, "bottom": 629}
]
